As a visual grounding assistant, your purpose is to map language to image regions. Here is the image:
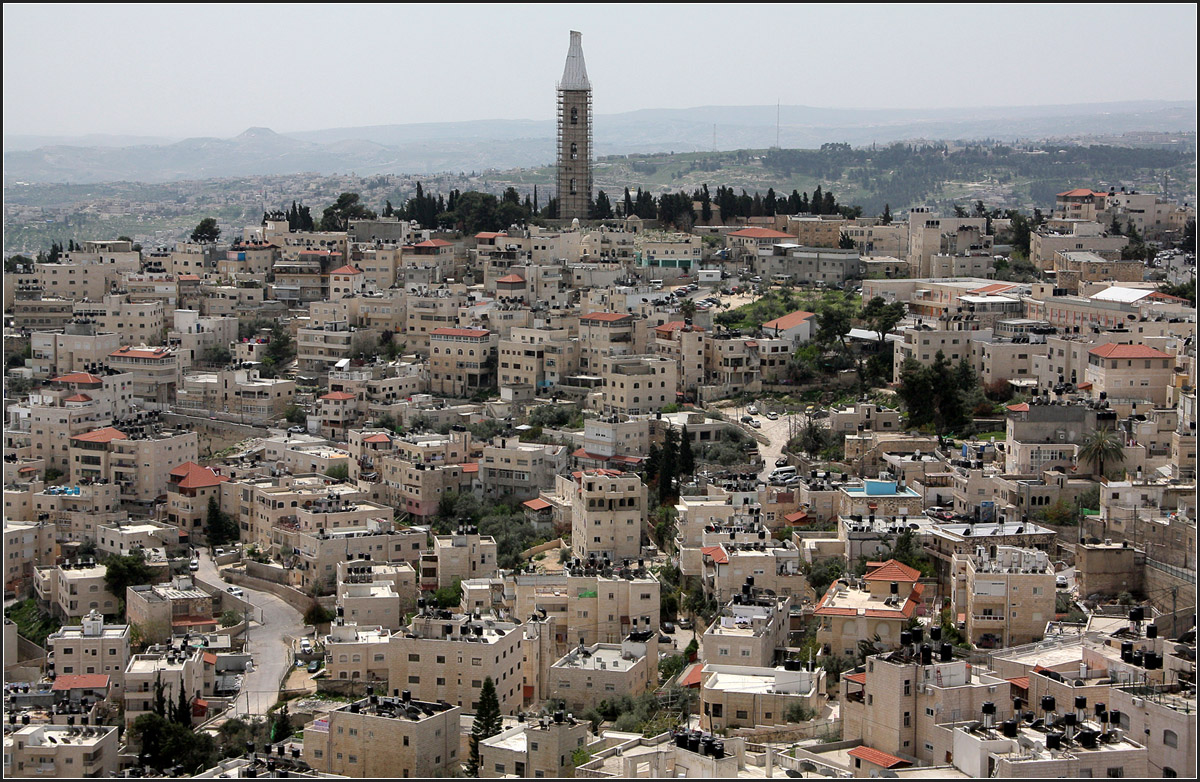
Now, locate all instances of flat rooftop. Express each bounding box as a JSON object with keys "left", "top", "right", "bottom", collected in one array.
[{"left": 552, "top": 644, "right": 643, "bottom": 671}]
